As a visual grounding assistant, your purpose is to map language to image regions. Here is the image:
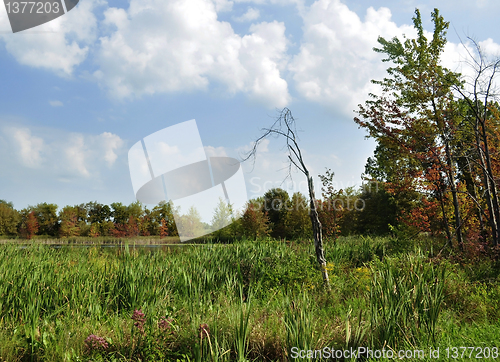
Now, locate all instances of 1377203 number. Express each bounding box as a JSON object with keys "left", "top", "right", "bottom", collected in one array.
[{"left": 5, "top": 2, "right": 61, "bottom": 14}]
